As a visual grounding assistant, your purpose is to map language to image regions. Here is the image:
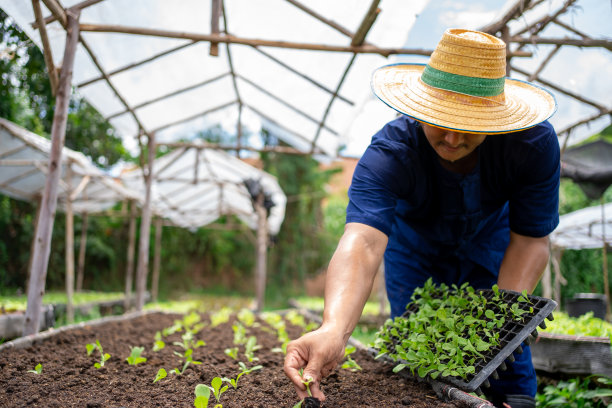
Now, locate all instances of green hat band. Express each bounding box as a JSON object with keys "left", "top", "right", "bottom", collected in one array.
[{"left": 421, "top": 65, "right": 505, "bottom": 97}]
